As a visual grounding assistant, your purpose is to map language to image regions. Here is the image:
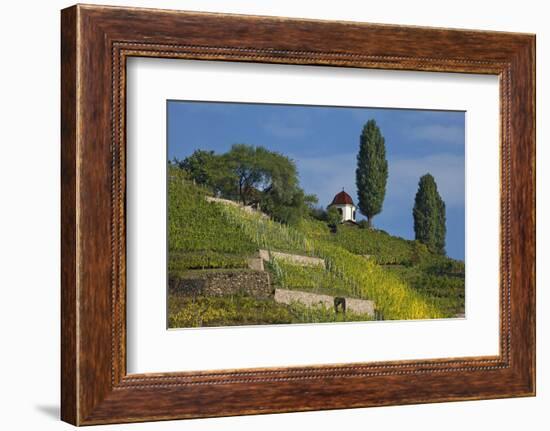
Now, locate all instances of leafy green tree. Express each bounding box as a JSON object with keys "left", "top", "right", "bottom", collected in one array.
[
  {"left": 222, "top": 144, "right": 268, "bottom": 204},
  {"left": 326, "top": 206, "right": 341, "bottom": 233},
  {"left": 177, "top": 150, "right": 233, "bottom": 198},
  {"left": 356, "top": 119, "right": 388, "bottom": 228},
  {"left": 309, "top": 206, "right": 328, "bottom": 222},
  {"left": 175, "top": 150, "right": 216, "bottom": 186},
  {"left": 180, "top": 144, "right": 318, "bottom": 224},
  {"left": 219, "top": 144, "right": 318, "bottom": 223},
  {"left": 262, "top": 188, "right": 317, "bottom": 225},
  {"left": 356, "top": 219, "right": 370, "bottom": 230},
  {"left": 413, "top": 174, "right": 446, "bottom": 255}
]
